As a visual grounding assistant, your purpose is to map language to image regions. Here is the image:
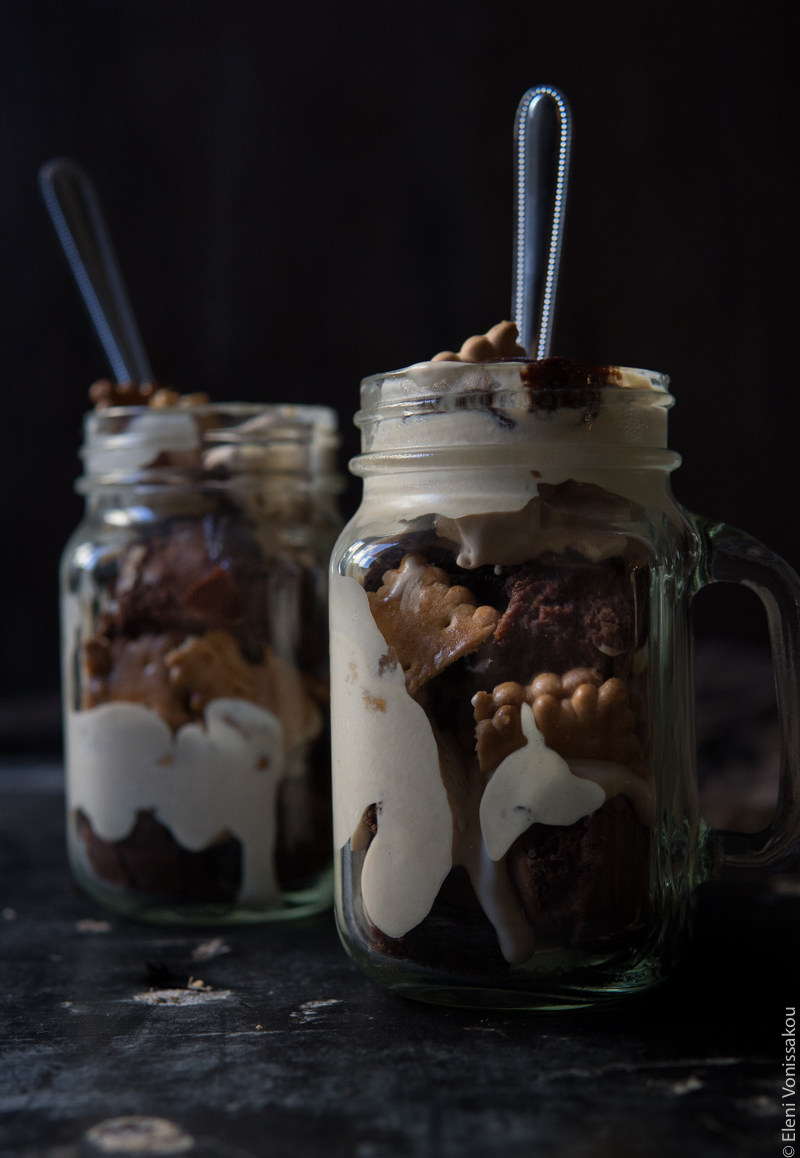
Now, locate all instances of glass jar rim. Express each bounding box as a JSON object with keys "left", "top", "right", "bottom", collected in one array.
[
  {"left": 355, "top": 363, "right": 672, "bottom": 430},
  {"left": 84, "top": 400, "right": 338, "bottom": 435},
  {"left": 359, "top": 361, "right": 669, "bottom": 389},
  {"left": 77, "top": 401, "right": 342, "bottom": 491}
]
